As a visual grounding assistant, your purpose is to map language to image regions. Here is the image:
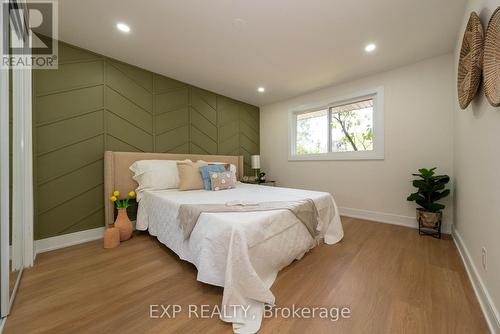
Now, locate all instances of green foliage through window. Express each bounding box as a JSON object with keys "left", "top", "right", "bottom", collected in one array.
[{"left": 296, "top": 99, "right": 374, "bottom": 155}]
